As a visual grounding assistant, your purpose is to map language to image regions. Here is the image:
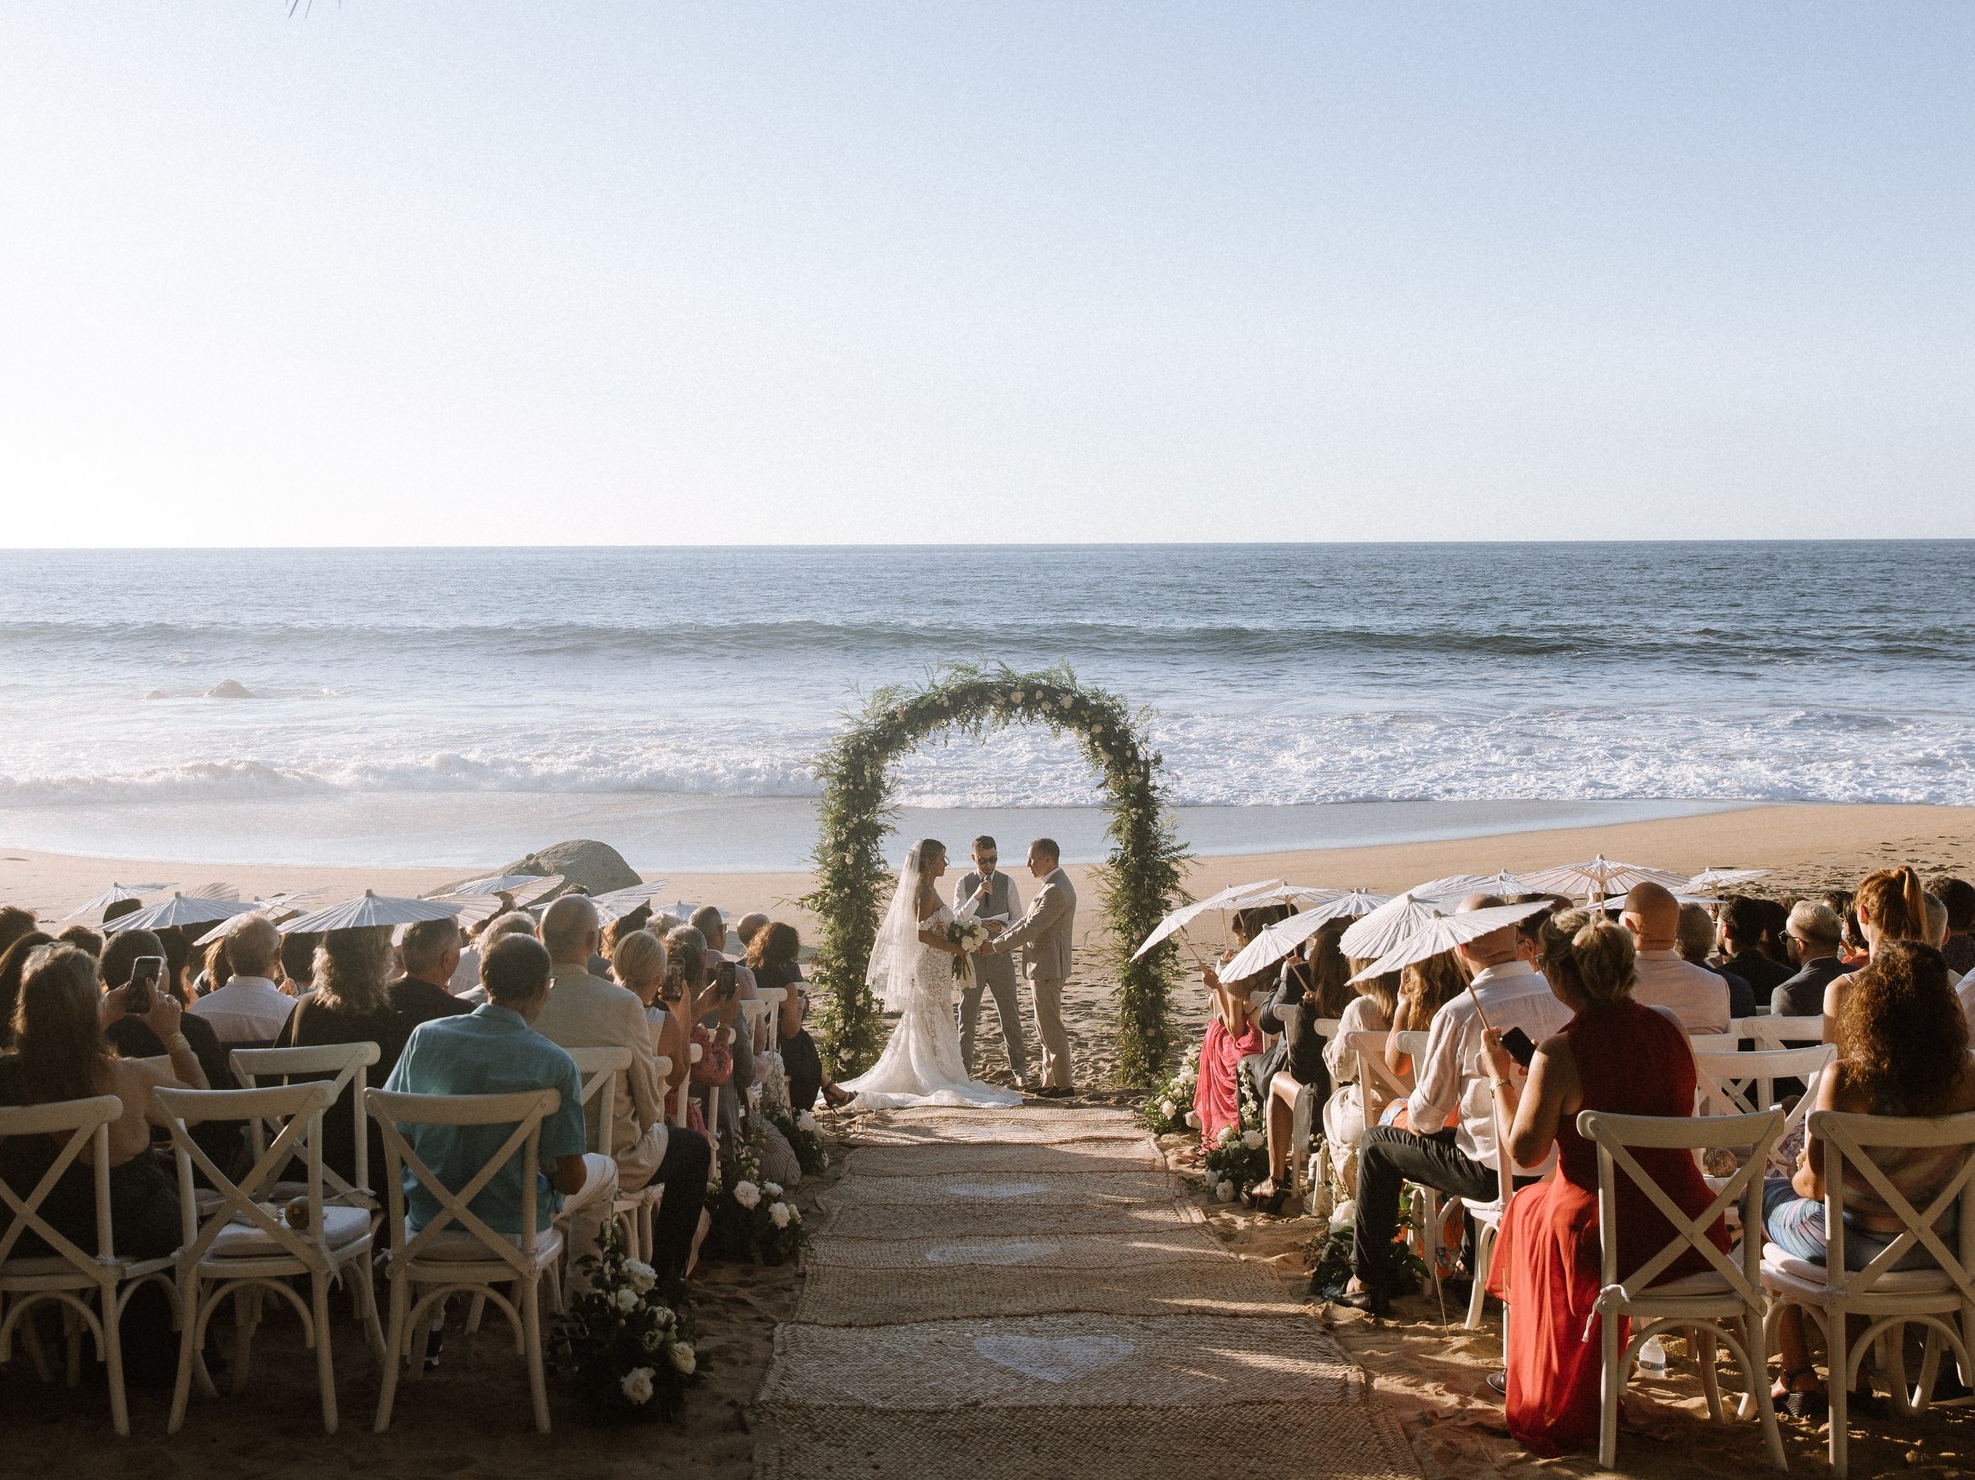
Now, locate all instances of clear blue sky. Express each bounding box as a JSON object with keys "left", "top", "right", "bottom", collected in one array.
[{"left": 1, "top": 4, "right": 1969, "bottom": 544}]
